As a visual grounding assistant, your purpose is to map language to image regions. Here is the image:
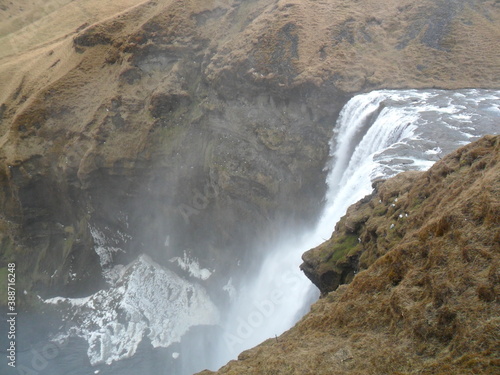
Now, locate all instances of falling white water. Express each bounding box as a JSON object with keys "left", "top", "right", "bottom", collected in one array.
[
  {"left": 214, "top": 88, "right": 500, "bottom": 367},
  {"left": 39, "top": 89, "right": 499, "bottom": 373}
]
